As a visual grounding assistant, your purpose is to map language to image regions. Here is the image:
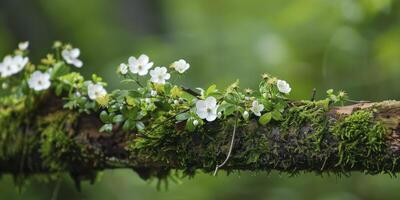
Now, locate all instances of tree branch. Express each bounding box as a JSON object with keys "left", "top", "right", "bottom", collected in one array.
[{"left": 1, "top": 94, "right": 400, "bottom": 182}]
